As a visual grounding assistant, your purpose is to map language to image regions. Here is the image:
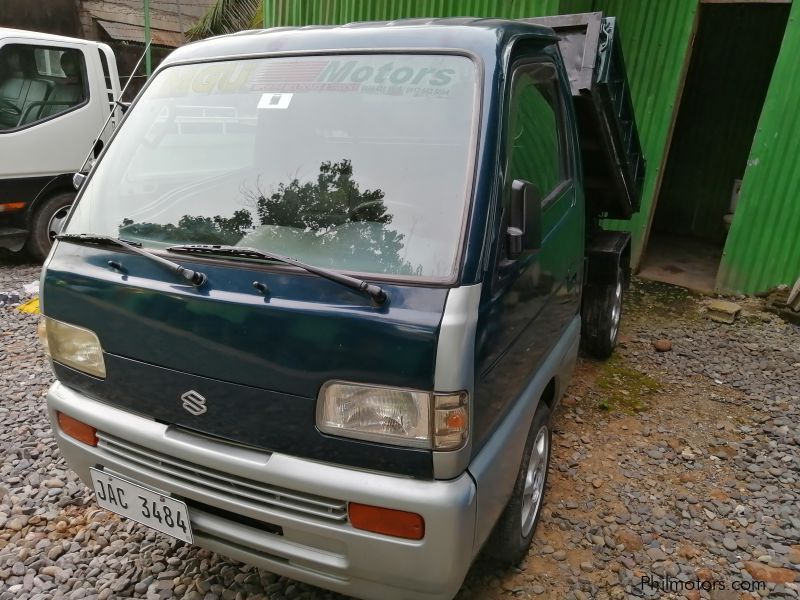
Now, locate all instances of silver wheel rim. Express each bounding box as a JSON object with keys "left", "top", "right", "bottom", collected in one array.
[
  {"left": 47, "top": 205, "right": 72, "bottom": 241},
  {"left": 610, "top": 280, "right": 622, "bottom": 343},
  {"left": 521, "top": 426, "right": 549, "bottom": 537}
]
